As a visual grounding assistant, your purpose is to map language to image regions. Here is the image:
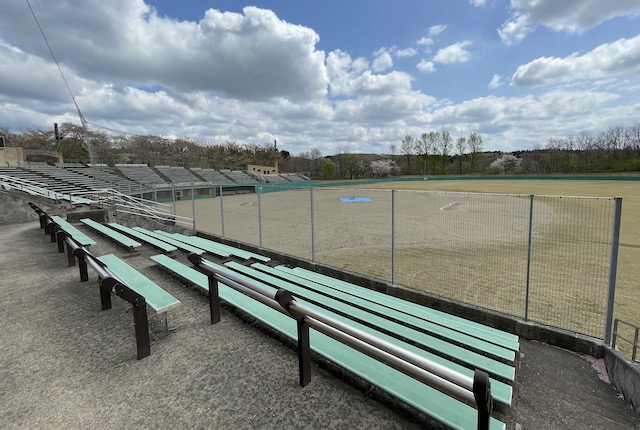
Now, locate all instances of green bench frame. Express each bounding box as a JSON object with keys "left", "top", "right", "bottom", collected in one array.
[{"left": 96, "top": 254, "right": 181, "bottom": 358}]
